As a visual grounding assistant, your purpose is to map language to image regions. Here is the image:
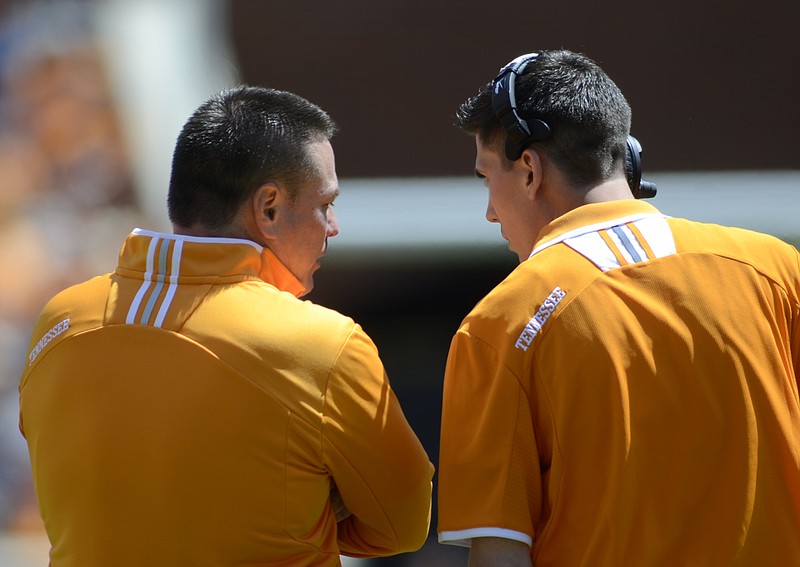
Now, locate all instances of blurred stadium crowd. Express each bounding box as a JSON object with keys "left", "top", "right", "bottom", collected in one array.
[{"left": 0, "top": 0, "right": 146, "bottom": 533}]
